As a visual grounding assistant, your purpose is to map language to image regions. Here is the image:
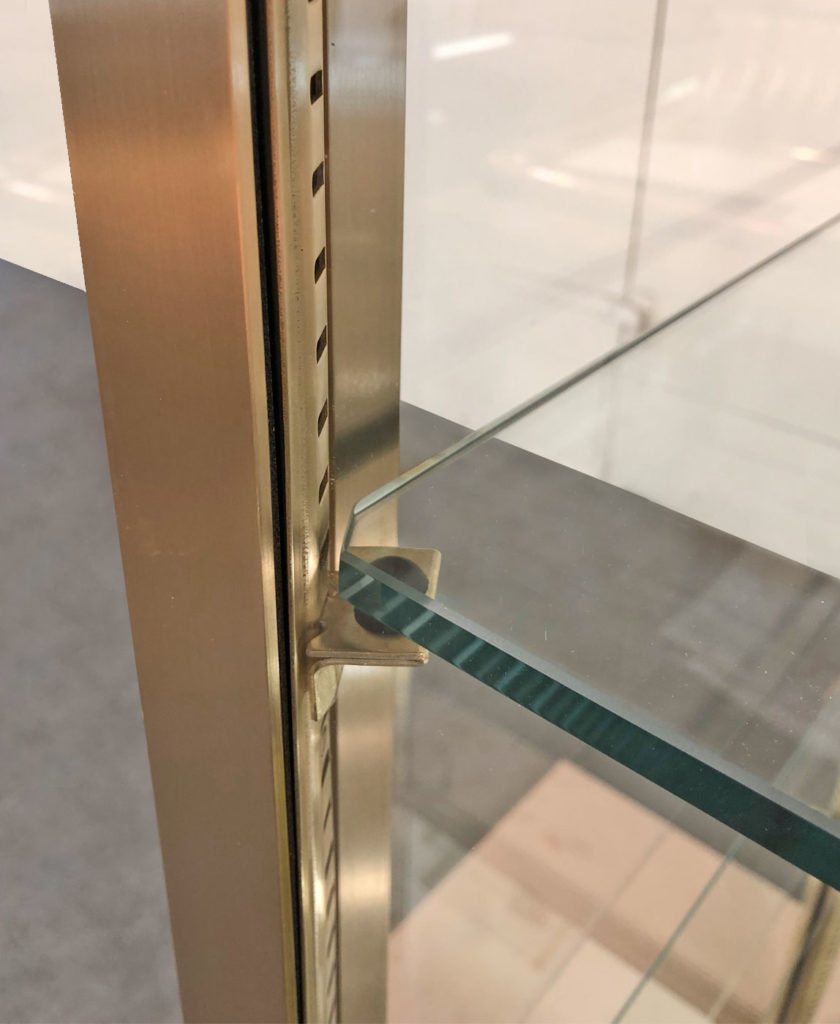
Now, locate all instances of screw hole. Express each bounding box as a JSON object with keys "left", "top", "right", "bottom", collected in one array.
[
  {"left": 312, "top": 161, "right": 325, "bottom": 195},
  {"left": 316, "top": 326, "right": 327, "bottom": 361},
  {"left": 354, "top": 556, "right": 430, "bottom": 637},
  {"left": 314, "top": 247, "right": 326, "bottom": 283}
]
